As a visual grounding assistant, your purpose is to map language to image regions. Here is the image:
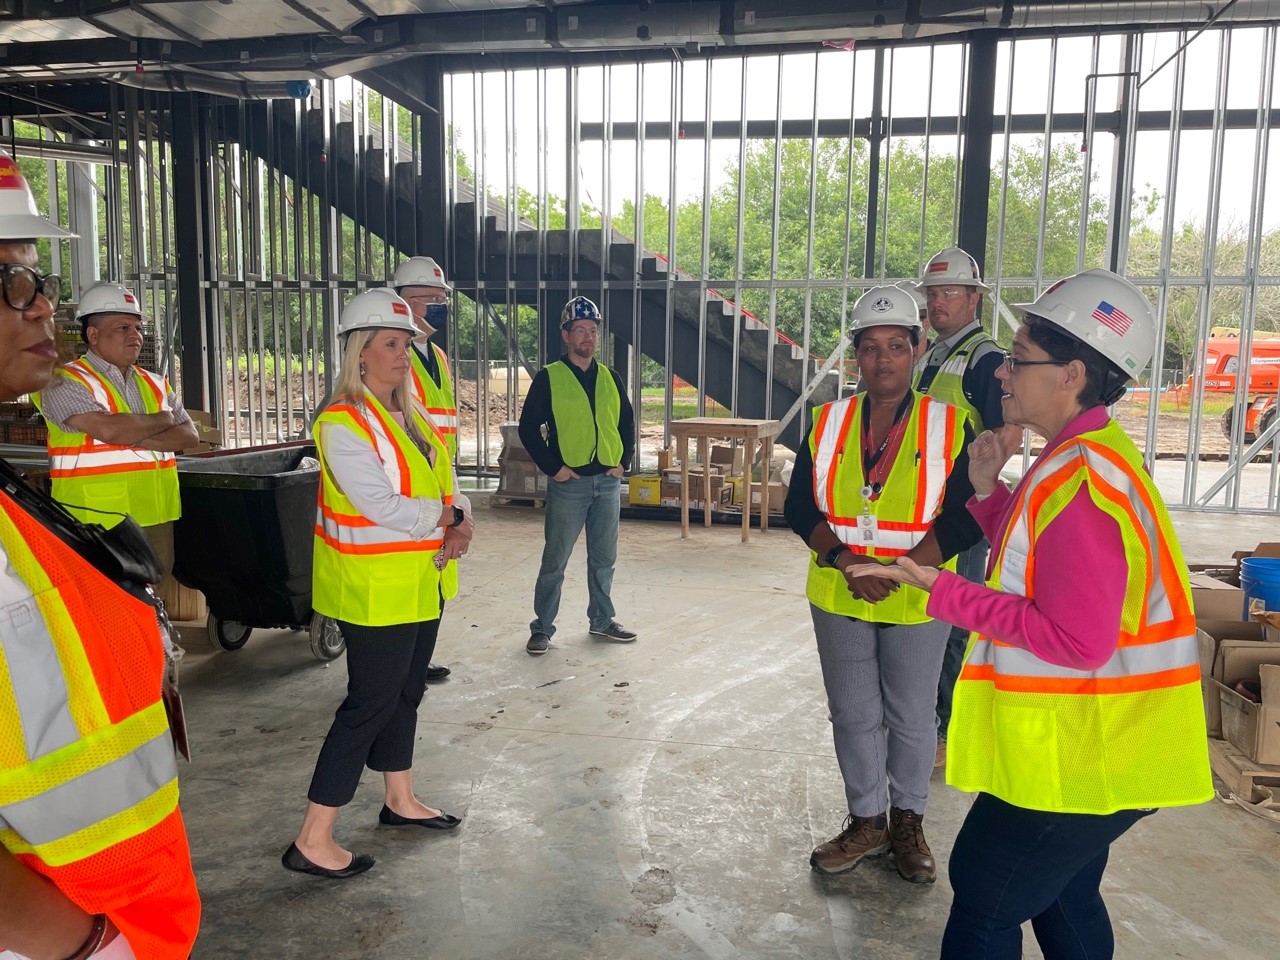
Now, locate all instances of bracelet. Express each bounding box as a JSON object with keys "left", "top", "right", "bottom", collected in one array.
[{"left": 62, "top": 914, "right": 108, "bottom": 960}]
